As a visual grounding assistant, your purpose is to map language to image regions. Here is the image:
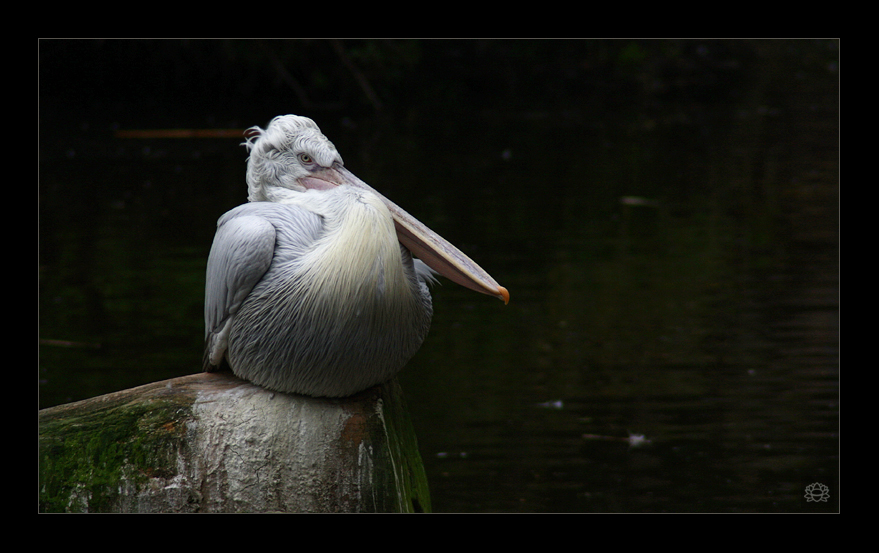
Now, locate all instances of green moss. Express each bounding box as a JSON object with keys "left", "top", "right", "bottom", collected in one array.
[
  {"left": 378, "top": 380, "right": 432, "bottom": 513},
  {"left": 39, "top": 395, "right": 192, "bottom": 512}
]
